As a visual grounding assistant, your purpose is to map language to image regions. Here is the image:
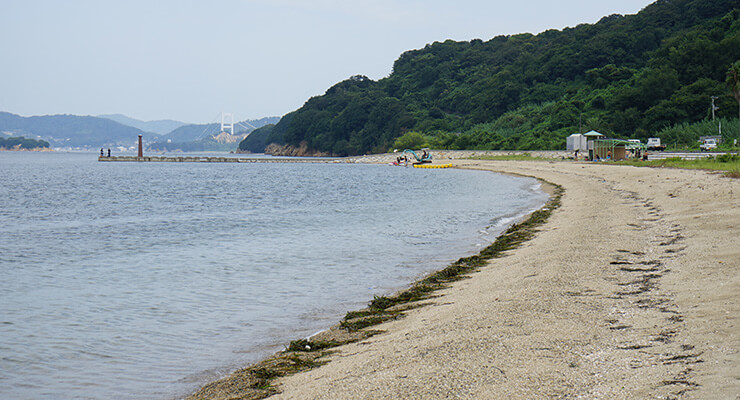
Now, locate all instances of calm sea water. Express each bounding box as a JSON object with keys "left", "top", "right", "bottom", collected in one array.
[{"left": 0, "top": 152, "right": 547, "bottom": 399}]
